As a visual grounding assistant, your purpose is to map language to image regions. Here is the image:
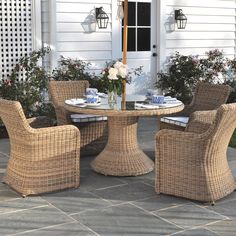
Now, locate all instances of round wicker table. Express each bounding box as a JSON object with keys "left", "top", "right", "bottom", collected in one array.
[{"left": 64, "top": 100, "right": 184, "bottom": 176}]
